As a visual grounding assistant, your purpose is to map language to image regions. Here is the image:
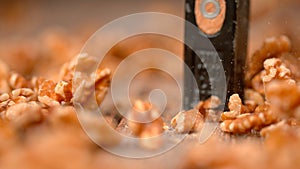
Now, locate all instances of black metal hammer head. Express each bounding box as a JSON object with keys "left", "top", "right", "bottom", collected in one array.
[{"left": 184, "top": 0, "right": 249, "bottom": 110}]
